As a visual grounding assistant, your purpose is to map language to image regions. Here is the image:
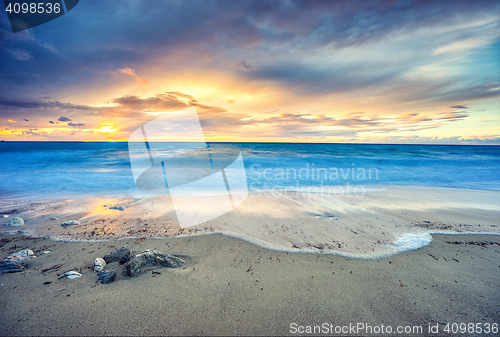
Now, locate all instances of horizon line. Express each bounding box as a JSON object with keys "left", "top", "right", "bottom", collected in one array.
[{"left": 0, "top": 140, "right": 498, "bottom": 146}]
